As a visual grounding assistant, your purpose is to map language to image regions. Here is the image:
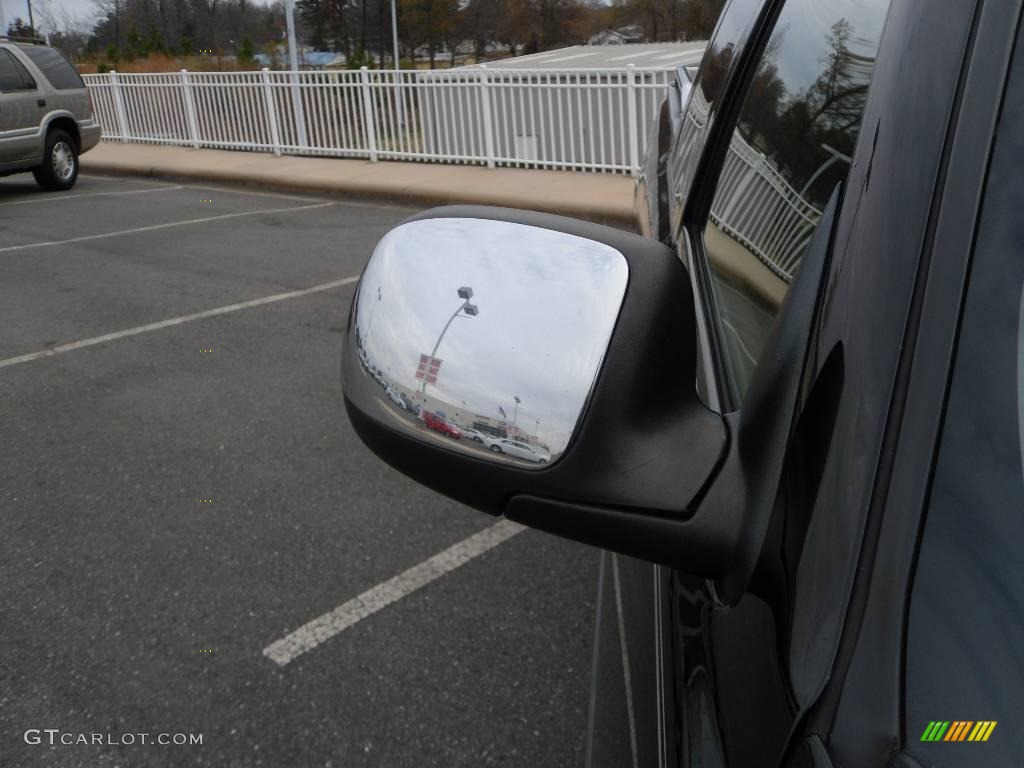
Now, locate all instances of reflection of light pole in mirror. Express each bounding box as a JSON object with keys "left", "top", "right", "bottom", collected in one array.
[
  {"left": 363, "top": 285, "right": 382, "bottom": 347},
  {"left": 513, "top": 395, "right": 521, "bottom": 427},
  {"left": 419, "top": 286, "right": 479, "bottom": 397}
]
